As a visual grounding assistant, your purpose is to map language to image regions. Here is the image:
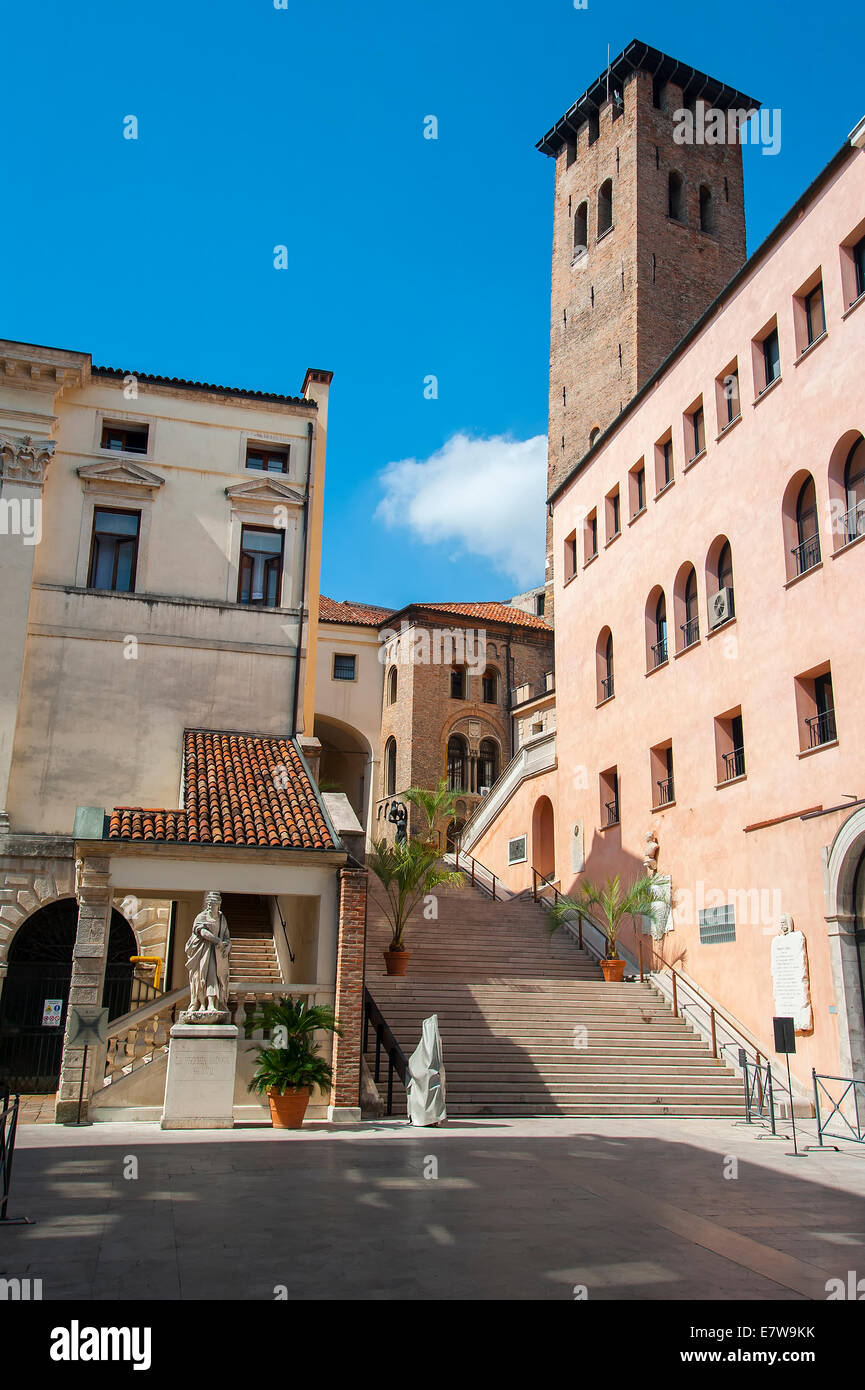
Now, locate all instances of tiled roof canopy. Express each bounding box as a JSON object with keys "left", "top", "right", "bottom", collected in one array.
[
  {"left": 411, "top": 601, "right": 551, "bottom": 631},
  {"left": 106, "top": 730, "right": 337, "bottom": 851},
  {"left": 318, "top": 595, "right": 396, "bottom": 626}
]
